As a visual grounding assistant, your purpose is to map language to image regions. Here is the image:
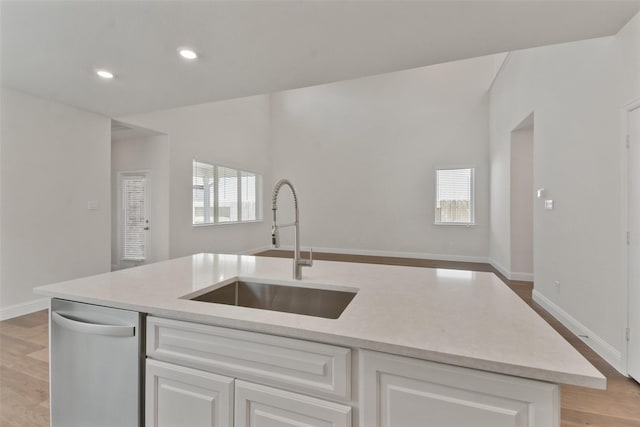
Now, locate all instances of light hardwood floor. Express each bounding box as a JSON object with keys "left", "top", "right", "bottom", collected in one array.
[
  {"left": 0, "top": 252, "right": 638, "bottom": 426},
  {"left": 0, "top": 309, "right": 49, "bottom": 427}
]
